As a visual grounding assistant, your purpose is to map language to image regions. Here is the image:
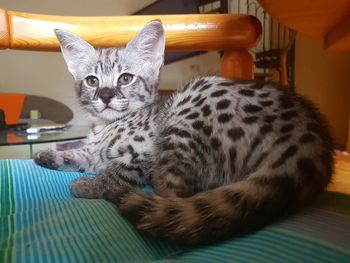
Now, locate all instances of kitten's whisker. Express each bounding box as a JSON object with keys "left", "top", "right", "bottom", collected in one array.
[{"left": 115, "top": 99, "right": 129, "bottom": 104}]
